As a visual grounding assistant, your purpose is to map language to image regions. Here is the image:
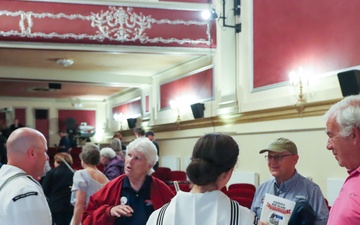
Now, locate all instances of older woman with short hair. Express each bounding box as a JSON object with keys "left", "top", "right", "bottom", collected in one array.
[
  {"left": 82, "top": 137, "right": 174, "bottom": 225},
  {"left": 100, "top": 147, "right": 124, "bottom": 180}
]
